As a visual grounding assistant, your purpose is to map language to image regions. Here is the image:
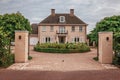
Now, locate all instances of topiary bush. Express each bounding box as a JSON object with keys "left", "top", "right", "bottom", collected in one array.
[{"left": 34, "top": 43, "right": 90, "bottom": 53}]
